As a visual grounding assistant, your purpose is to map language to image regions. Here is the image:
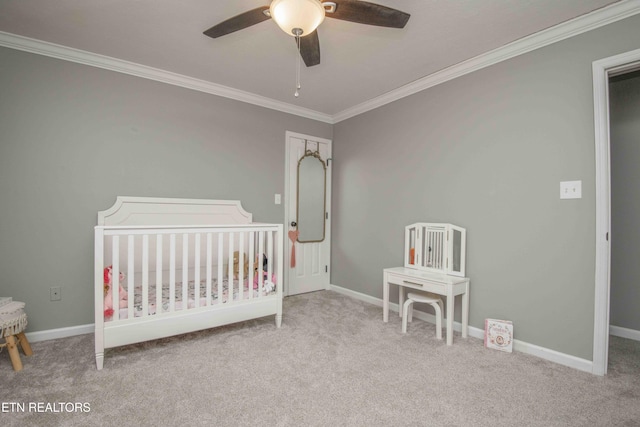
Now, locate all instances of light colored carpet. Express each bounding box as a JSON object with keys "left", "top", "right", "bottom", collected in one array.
[{"left": 1, "top": 290, "right": 639, "bottom": 426}]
